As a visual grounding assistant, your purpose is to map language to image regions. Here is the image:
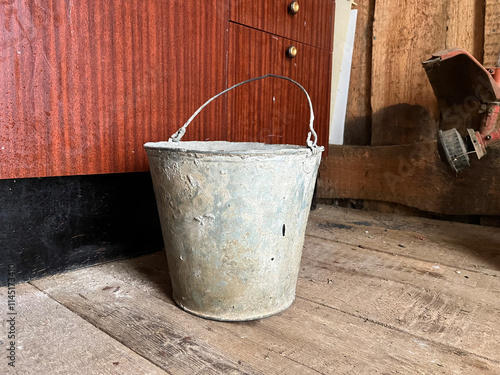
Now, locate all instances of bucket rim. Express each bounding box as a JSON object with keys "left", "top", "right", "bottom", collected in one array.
[{"left": 144, "top": 141, "right": 321, "bottom": 156}]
